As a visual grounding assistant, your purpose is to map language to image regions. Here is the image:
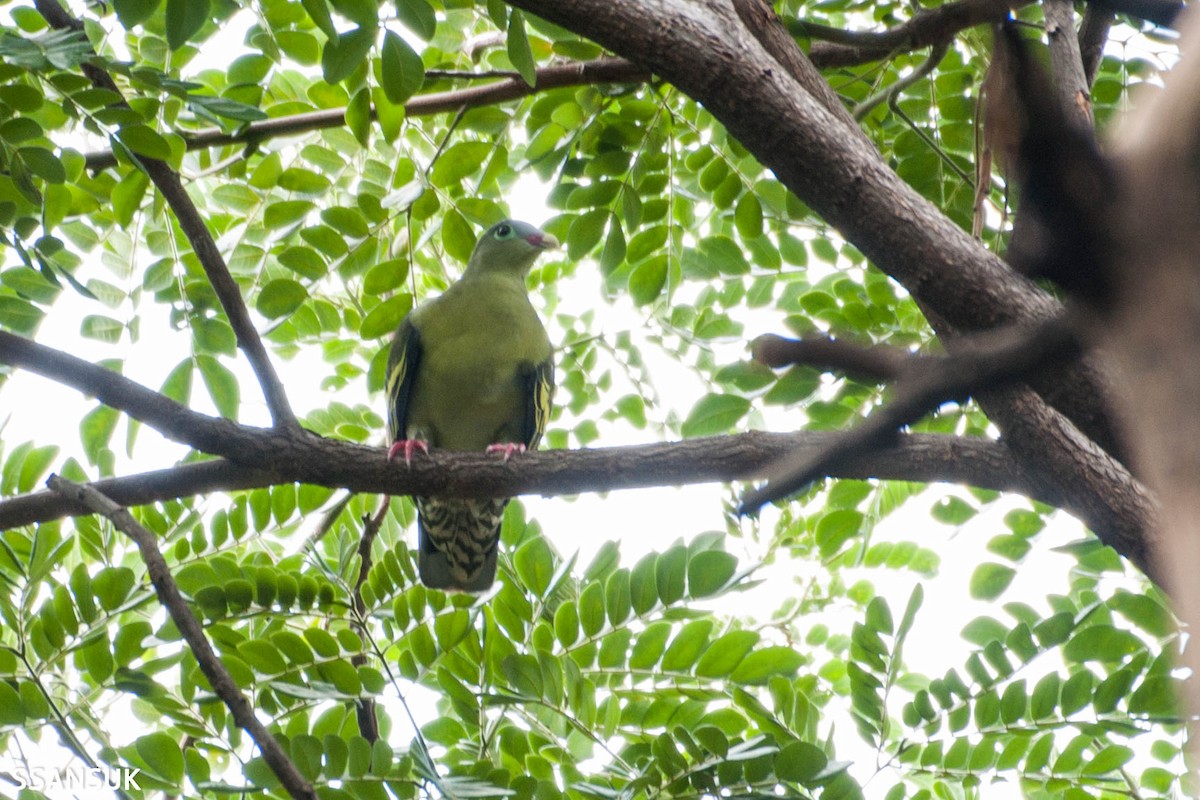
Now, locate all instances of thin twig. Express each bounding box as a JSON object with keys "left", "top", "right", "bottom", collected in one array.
[
  {"left": 854, "top": 42, "right": 948, "bottom": 120},
  {"left": 351, "top": 498, "right": 390, "bottom": 743},
  {"left": 35, "top": 0, "right": 299, "bottom": 431},
  {"left": 750, "top": 333, "right": 913, "bottom": 382},
  {"left": 46, "top": 476, "right": 318, "bottom": 800},
  {"left": 739, "top": 314, "right": 1084, "bottom": 514},
  {"left": 82, "top": 59, "right": 649, "bottom": 172}
]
